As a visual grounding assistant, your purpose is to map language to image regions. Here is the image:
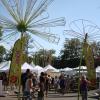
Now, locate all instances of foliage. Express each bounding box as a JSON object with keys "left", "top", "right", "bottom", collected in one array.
[
  {"left": 32, "top": 49, "right": 55, "bottom": 67},
  {"left": 91, "top": 41, "right": 100, "bottom": 57},
  {"left": 60, "top": 38, "right": 82, "bottom": 60},
  {"left": 0, "top": 46, "right": 6, "bottom": 62},
  {"left": 4, "top": 48, "right": 13, "bottom": 61},
  {"left": 0, "top": 26, "right": 2, "bottom": 38},
  {"left": 59, "top": 38, "right": 100, "bottom": 68}
]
